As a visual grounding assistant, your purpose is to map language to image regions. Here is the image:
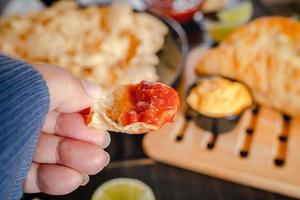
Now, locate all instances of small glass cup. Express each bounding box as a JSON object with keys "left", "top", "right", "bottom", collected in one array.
[{"left": 144, "top": 0, "right": 205, "bottom": 23}]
